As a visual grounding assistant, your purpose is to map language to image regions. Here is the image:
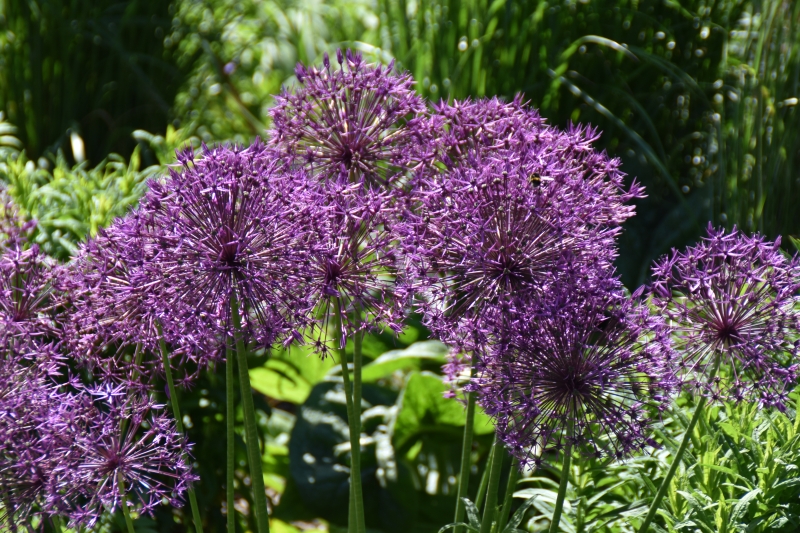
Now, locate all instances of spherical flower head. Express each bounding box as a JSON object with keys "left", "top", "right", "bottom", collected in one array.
[
  {"left": 62, "top": 214, "right": 222, "bottom": 387},
  {"left": 68, "top": 394, "right": 197, "bottom": 527},
  {"left": 304, "top": 181, "right": 407, "bottom": 356},
  {"left": 427, "top": 98, "right": 644, "bottom": 229},
  {"left": 136, "top": 139, "right": 318, "bottom": 348},
  {"left": 470, "top": 286, "right": 674, "bottom": 468},
  {"left": 400, "top": 141, "right": 621, "bottom": 349},
  {"left": 431, "top": 95, "right": 545, "bottom": 162},
  {"left": 270, "top": 49, "right": 432, "bottom": 188},
  {"left": 651, "top": 225, "right": 800, "bottom": 409},
  {"left": 0, "top": 243, "right": 60, "bottom": 349}
]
